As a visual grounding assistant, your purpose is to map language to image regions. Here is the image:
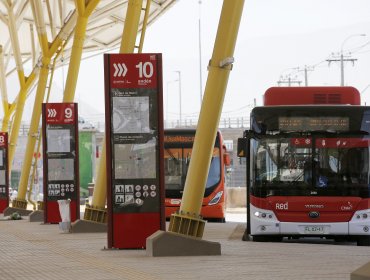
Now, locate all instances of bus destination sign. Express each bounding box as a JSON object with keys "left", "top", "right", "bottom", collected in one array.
[{"left": 279, "top": 117, "right": 349, "bottom": 132}]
